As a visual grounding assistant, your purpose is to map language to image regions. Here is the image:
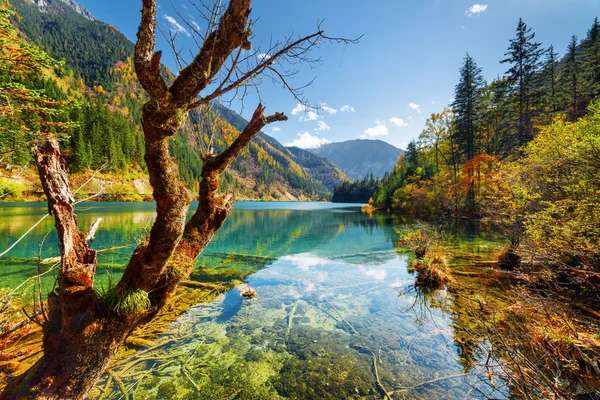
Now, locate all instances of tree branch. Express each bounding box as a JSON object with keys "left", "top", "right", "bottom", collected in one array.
[
  {"left": 189, "top": 31, "right": 324, "bottom": 110},
  {"left": 170, "top": 104, "right": 286, "bottom": 275},
  {"left": 85, "top": 218, "right": 102, "bottom": 246},
  {"left": 135, "top": 0, "right": 168, "bottom": 99},
  {"left": 208, "top": 103, "right": 287, "bottom": 174},
  {"left": 170, "top": 0, "right": 253, "bottom": 106}
]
